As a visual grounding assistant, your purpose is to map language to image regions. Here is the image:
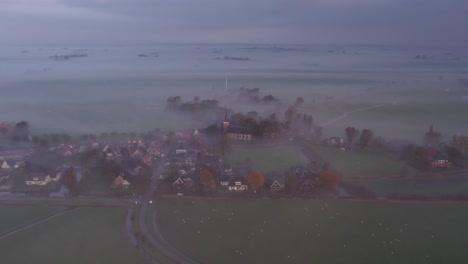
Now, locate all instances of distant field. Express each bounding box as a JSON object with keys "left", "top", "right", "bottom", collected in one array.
[
  {"left": 348, "top": 174, "right": 468, "bottom": 197},
  {"left": 0, "top": 207, "right": 144, "bottom": 264},
  {"left": 158, "top": 198, "right": 468, "bottom": 264},
  {"left": 227, "top": 145, "right": 306, "bottom": 173},
  {"left": 313, "top": 146, "right": 418, "bottom": 177},
  {"left": 0, "top": 205, "right": 65, "bottom": 235}
]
